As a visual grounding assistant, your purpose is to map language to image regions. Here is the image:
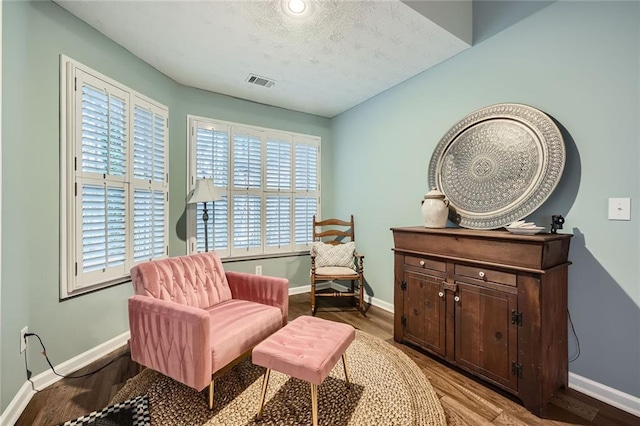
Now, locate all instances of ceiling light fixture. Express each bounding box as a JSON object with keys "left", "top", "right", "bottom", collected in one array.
[
  {"left": 287, "top": 0, "right": 306, "bottom": 14},
  {"left": 281, "top": 0, "right": 312, "bottom": 18}
]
